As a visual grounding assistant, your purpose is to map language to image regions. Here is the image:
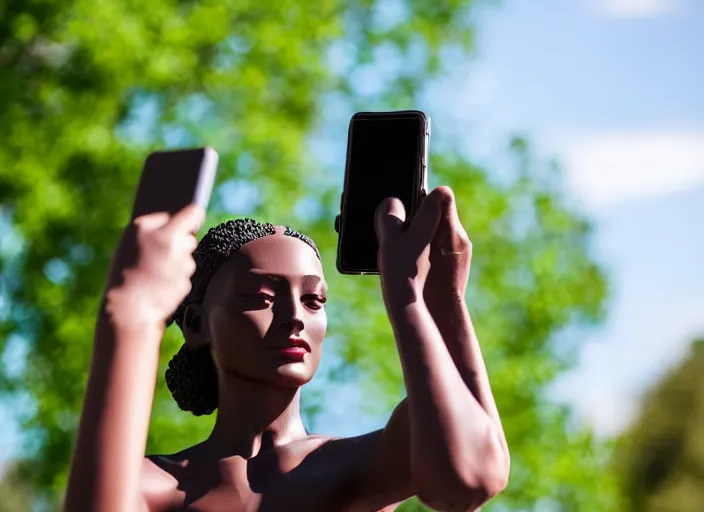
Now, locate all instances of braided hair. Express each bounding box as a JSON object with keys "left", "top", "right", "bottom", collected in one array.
[{"left": 165, "top": 218, "right": 321, "bottom": 416}]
